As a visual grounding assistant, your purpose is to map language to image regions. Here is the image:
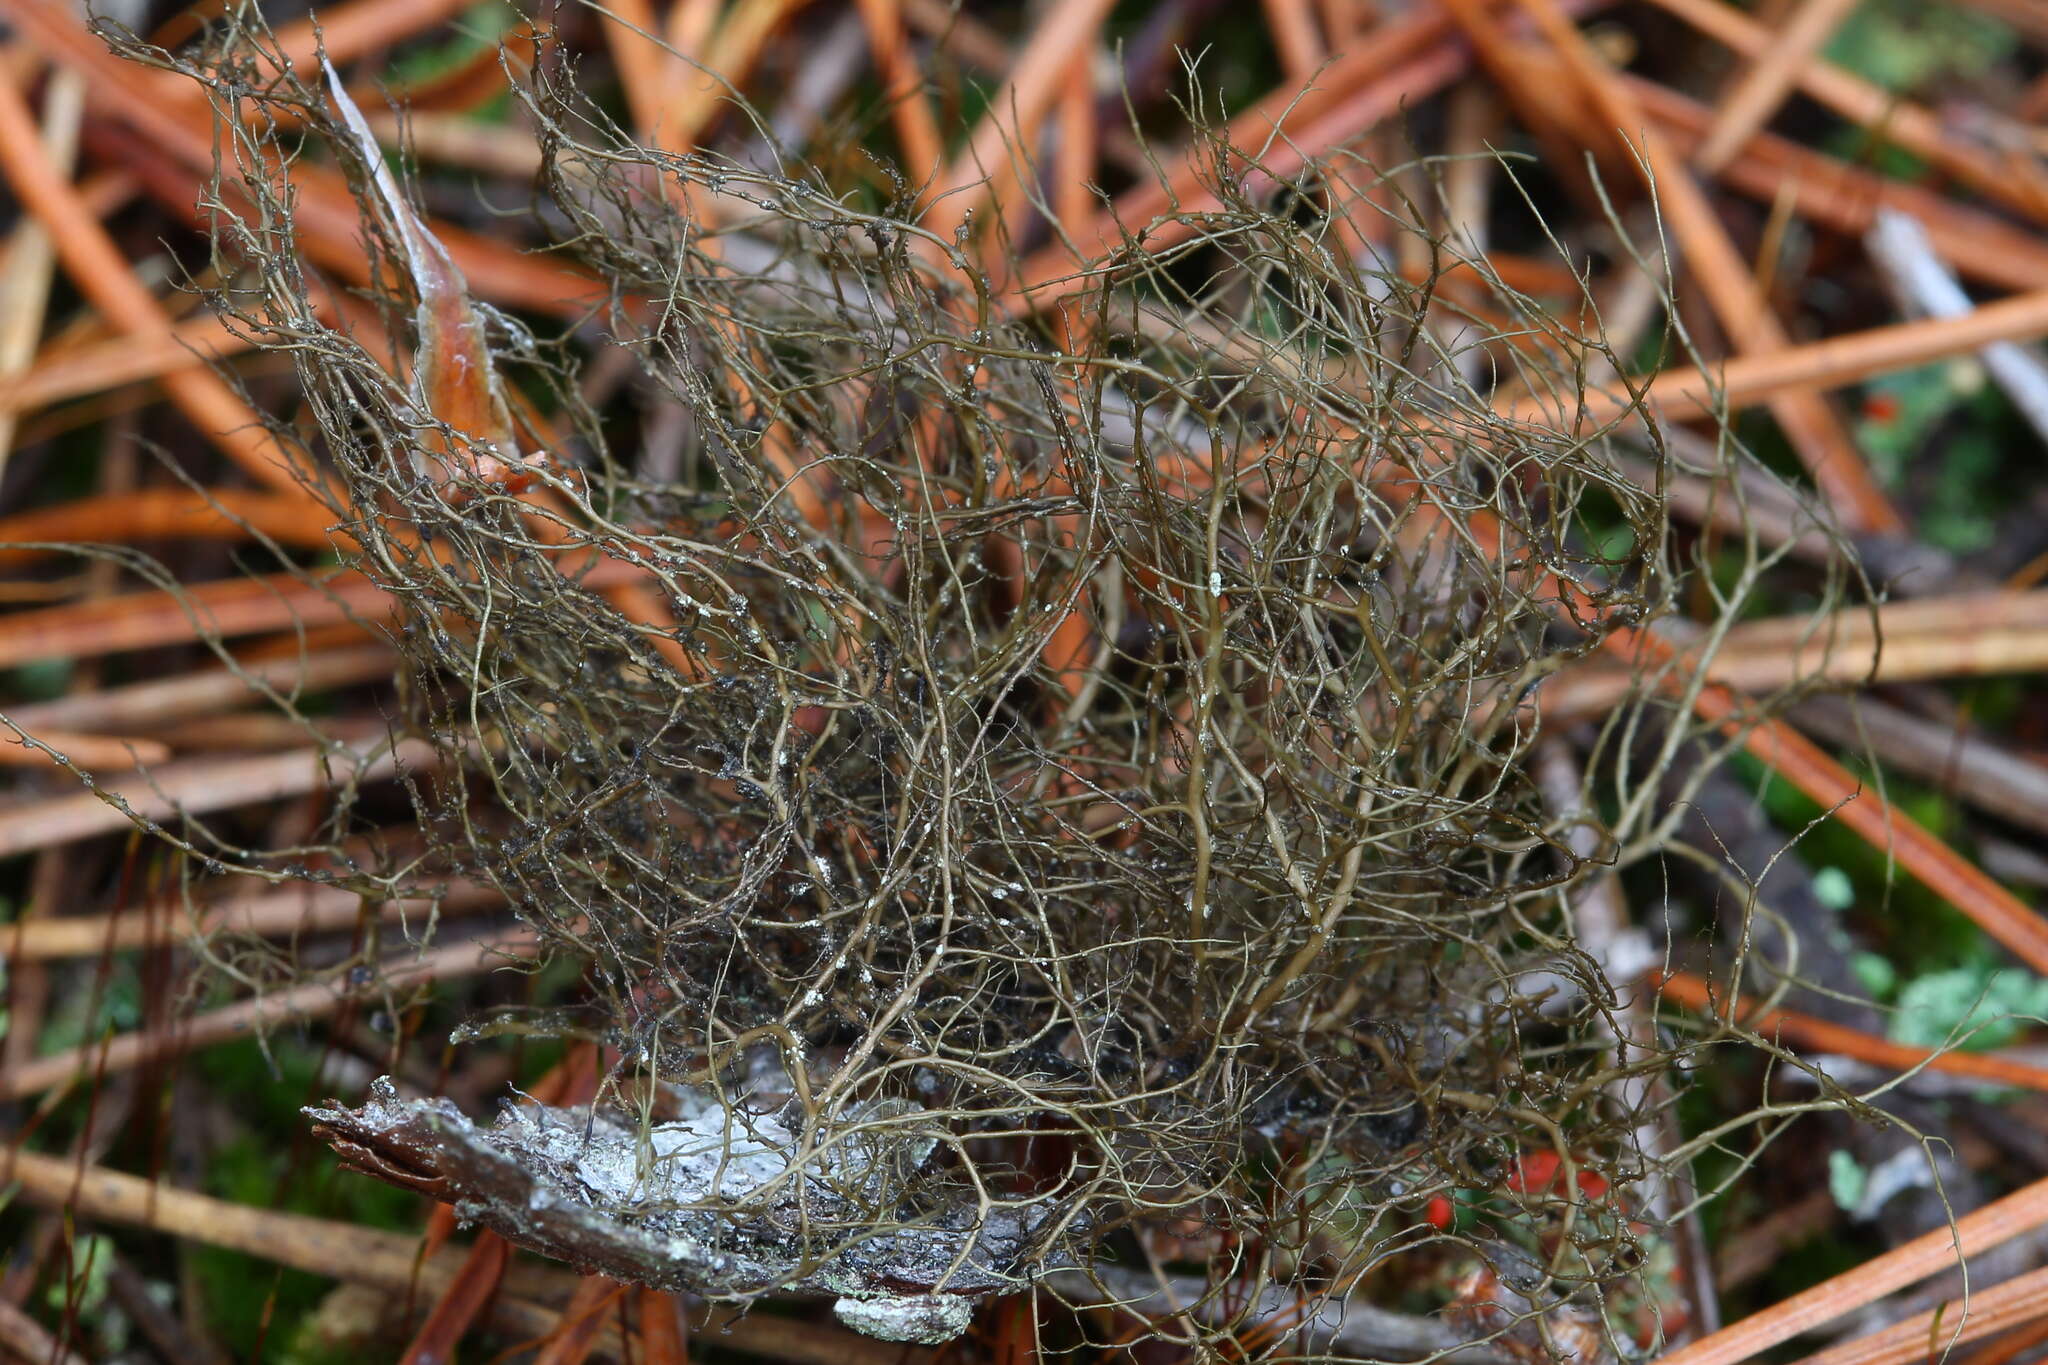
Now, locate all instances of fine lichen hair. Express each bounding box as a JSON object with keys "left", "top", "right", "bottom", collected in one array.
[{"left": 88, "top": 8, "right": 1847, "bottom": 1357}]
